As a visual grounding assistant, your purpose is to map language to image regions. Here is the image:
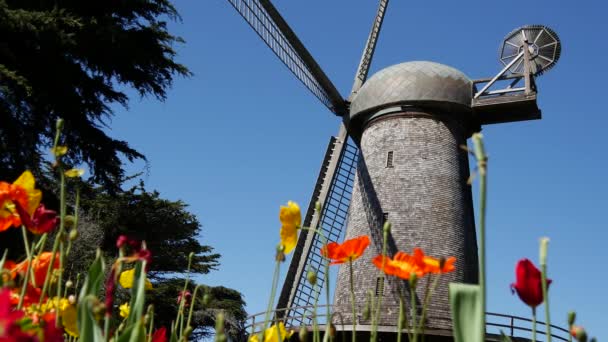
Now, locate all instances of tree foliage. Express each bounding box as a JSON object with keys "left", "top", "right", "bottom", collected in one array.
[
  {"left": 79, "top": 183, "right": 221, "bottom": 278},
  {"left": 0, "top": 0, "right": 190, "bottom": 190},
  {"left": 149, "top": 279, "right": 247, "bottom": 341}
]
